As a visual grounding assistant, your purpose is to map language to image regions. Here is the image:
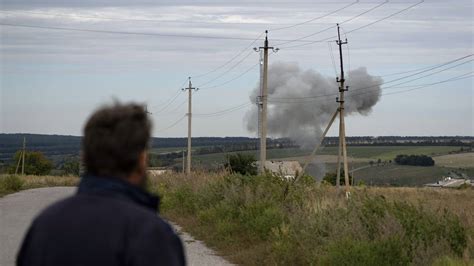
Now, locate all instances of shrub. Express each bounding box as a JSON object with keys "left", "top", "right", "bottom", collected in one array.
[
  {"left": 323, "top": 169, "right": 353, "bottom": 186},
  {"left": 224, "top": 153, "right": 257, "bottom": 176},
  {"left": 0, "top": 175, "right": 24, "bottom": 193}
]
